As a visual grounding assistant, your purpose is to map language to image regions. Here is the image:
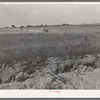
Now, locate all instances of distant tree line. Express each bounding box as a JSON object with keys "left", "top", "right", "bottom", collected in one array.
[{"left": 5, "top": 23, "right": 70, "bottom": 28}]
